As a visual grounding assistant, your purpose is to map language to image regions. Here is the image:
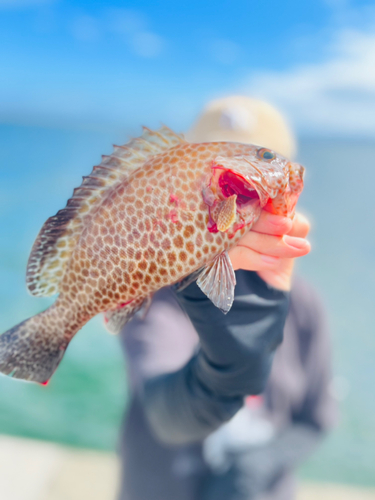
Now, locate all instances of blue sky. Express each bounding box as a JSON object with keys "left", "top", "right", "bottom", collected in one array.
[{"left": 0, "top": 0, "right": 374, "bottom": 135}]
